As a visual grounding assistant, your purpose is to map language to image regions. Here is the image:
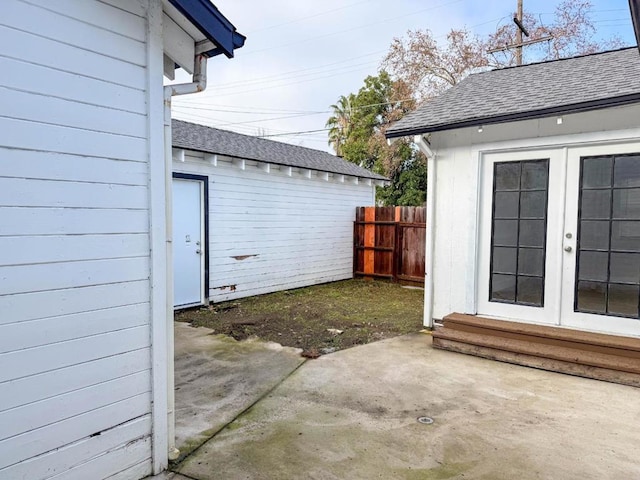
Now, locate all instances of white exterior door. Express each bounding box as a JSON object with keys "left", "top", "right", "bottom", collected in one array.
[
  {"left": 478, "top": 149, "right": 564, "bottom": 325},
  {"left": 560, "top": 143, "right": 640, "bottom": 336},
  {"left": 173, "top": 177, "right": 205, "bottom": 307},
  {"left": 478, "top": 144, "right": 640, "bottom": 337}
]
